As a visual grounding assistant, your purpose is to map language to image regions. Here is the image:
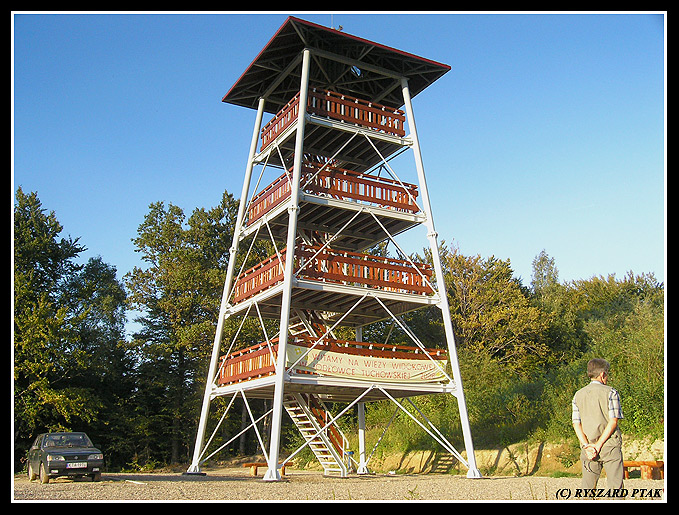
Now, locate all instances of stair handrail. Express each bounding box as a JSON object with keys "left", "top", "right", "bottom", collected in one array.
[
  {"left": 289, "top": 393, "right": 348, "bottom": 476},
  {"left": 308, "top": 395, "right": 350, "bottom": 459}
]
